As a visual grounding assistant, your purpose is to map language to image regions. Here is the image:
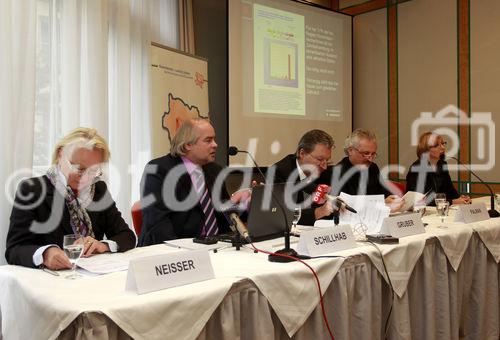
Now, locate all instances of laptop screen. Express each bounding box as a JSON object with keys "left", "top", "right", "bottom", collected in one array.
[{"left": 246, "top": 183, "right": 294, "bottom": 241}]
